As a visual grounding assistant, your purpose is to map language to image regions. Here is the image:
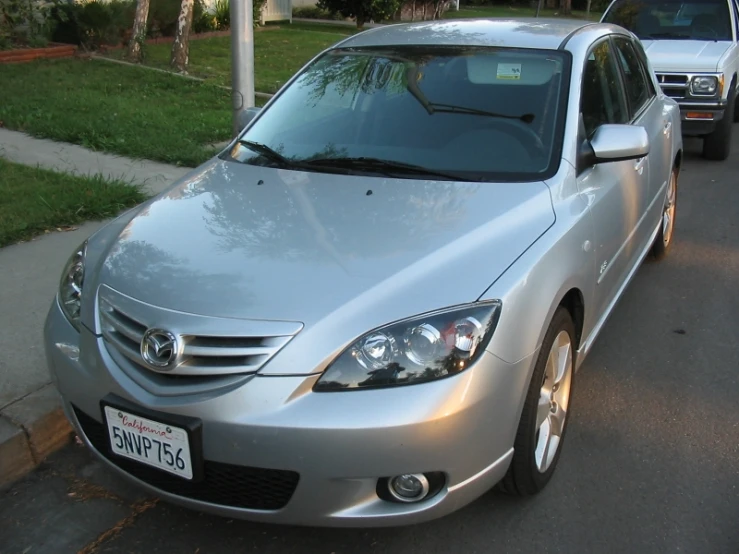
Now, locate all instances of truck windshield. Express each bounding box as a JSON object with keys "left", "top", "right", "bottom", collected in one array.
[{"left": 603, "top": 0, "right": 733, "bottom": 41}]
